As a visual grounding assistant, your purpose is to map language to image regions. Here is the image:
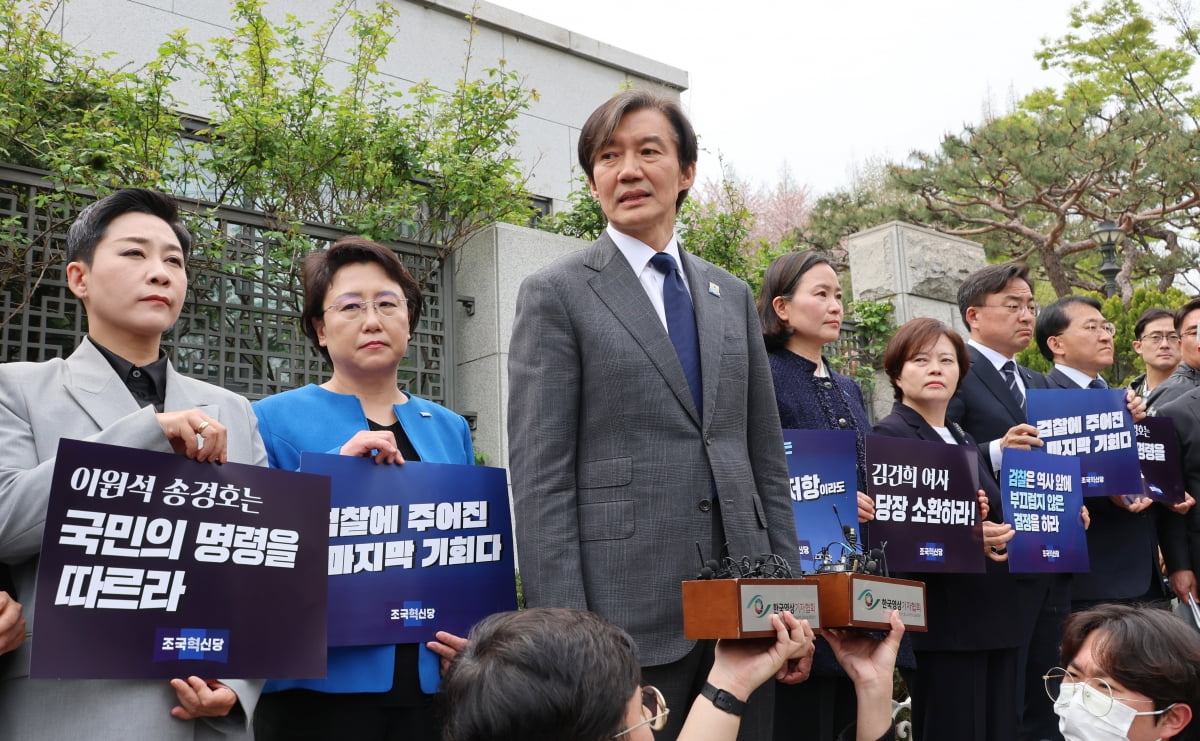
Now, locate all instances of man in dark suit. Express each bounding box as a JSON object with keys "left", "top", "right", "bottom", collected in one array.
[
  {"left": 1160, "top": 381, "right": 1200, "bottom": 608},
  {"left": 1034, "top": 296, "right": 1189, "bottom": 613},
  {"left": 507, "top": 91, "right": 802, "bottom": 741},
  {"left": 946, "top": 262, "right": 1062, "bottom": 741}
]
